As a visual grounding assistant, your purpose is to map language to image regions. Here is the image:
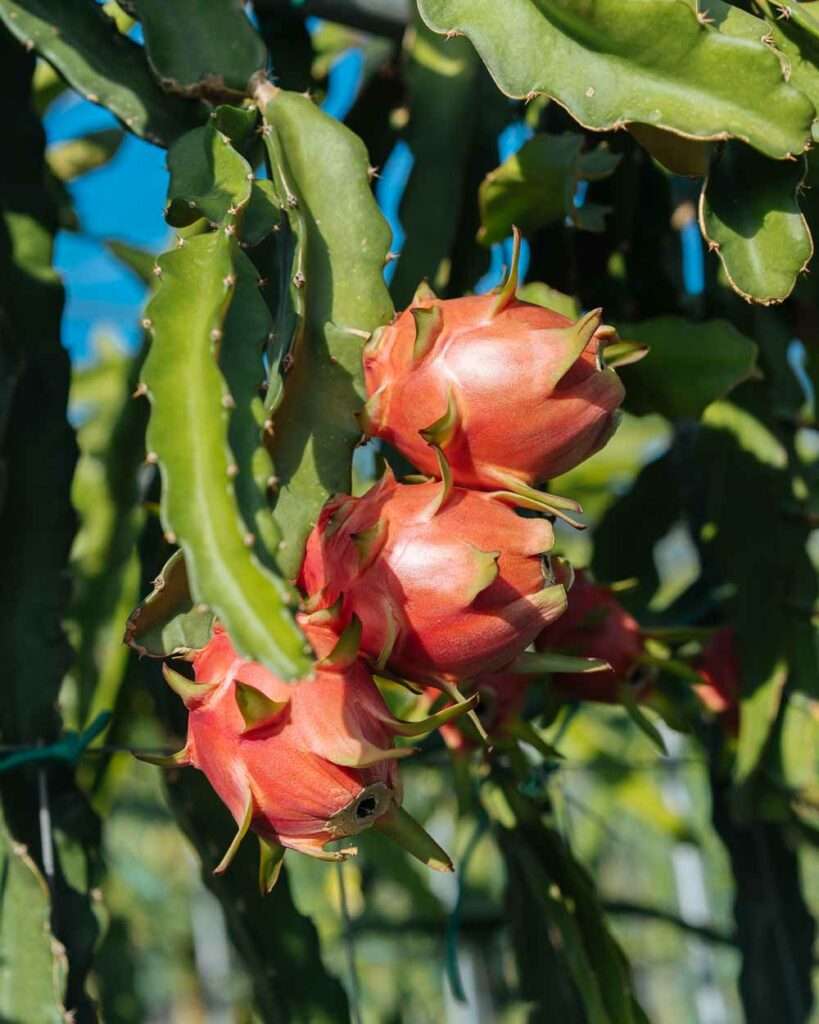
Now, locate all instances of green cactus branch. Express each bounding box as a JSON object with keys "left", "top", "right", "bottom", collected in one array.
[
  {"left": 417, "top": 0, "right": 815, "bottom": 160},
  {"left": 254, "top": 81, "right": 394, "bottom": 577},
  {"left": 140, "top": 228, "right": 309, "bottom": 677},
  {"left": 0, "top": 0, "right": 206, "bottom": 146}
]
